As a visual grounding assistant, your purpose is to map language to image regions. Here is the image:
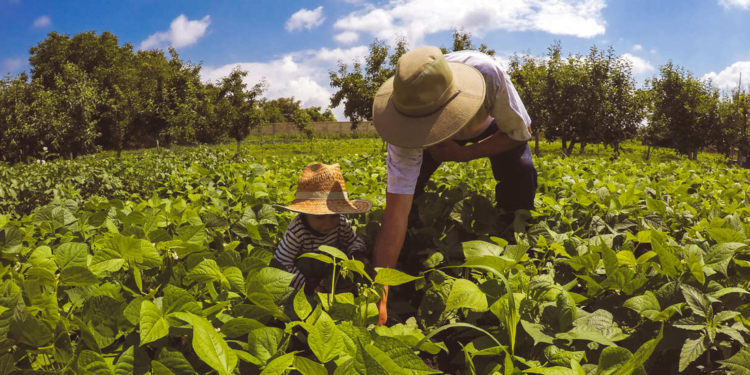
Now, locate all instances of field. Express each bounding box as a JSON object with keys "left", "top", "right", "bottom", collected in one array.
[{"left": 1, "top": 137, "right": 750, "bottom": 375}]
